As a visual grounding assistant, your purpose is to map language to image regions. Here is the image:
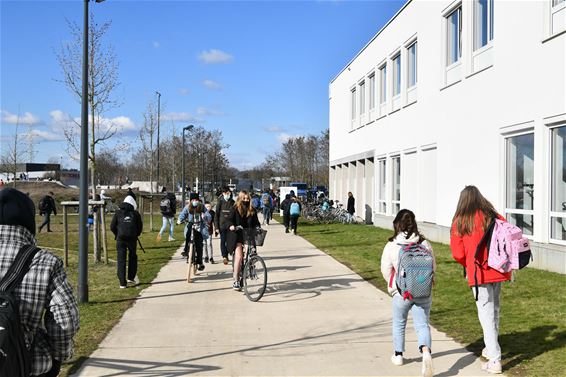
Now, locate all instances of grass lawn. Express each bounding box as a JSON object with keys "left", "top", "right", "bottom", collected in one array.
[
  {"left": 34, "top": 212, "right": 183, "bottom": 376},
  {"left": 289, "top": 217, "right": 566, "bottom": 377}
]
